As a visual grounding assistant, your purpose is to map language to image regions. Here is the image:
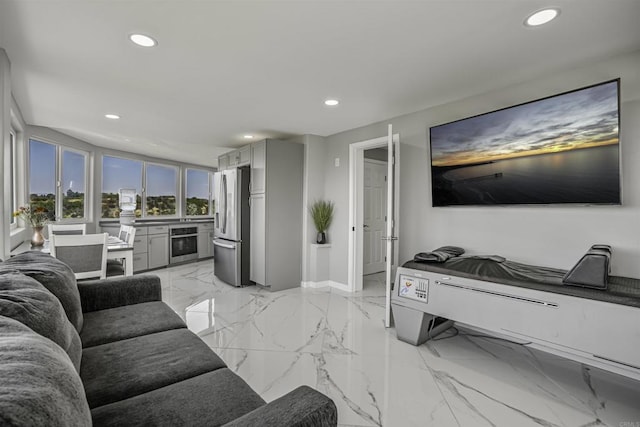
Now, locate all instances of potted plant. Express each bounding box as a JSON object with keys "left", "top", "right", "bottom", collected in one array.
[
  {"left": 309, "top": 200, "right": 334, "bottom": 244},
  {"left": 13, "top": 205, "right": 50, "bottom": 247}
]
